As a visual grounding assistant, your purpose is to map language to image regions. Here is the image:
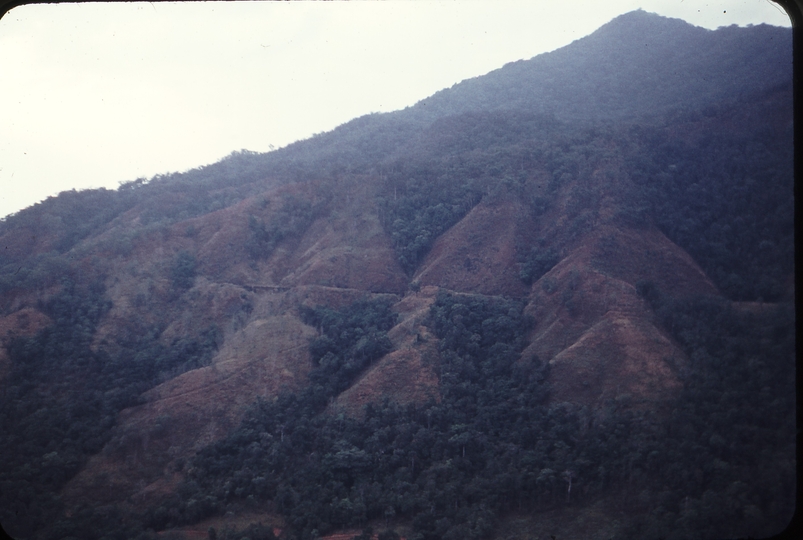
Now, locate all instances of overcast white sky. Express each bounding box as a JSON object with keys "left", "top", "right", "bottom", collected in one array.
[{"left": 0, "top": 1, "right": 792, "bottom": 219}]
